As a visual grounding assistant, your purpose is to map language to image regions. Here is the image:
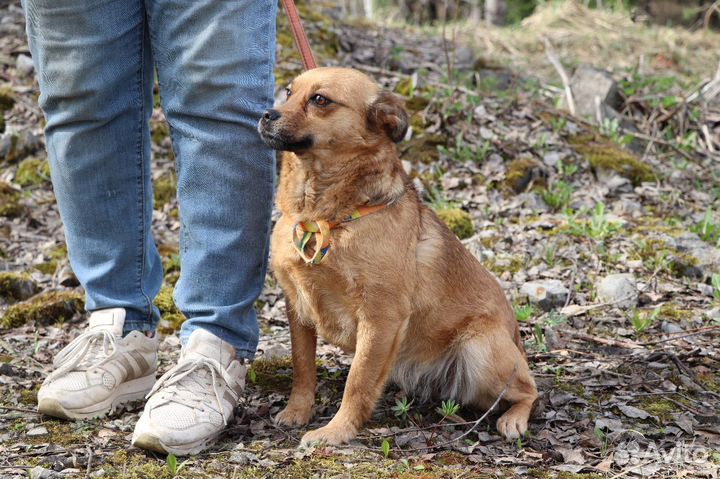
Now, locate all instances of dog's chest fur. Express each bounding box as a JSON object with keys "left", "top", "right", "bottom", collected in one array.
[{"left": 271, "top": 217, "right": 360, "bottom": 352}]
